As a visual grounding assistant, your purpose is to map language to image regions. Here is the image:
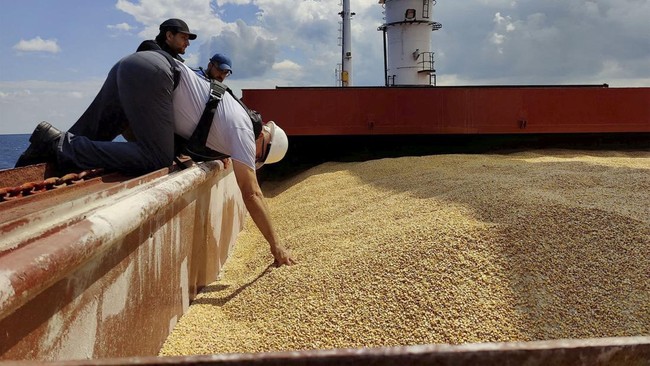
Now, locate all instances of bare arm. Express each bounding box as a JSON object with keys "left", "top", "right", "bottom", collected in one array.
[{"left": 232, "top": 160, "right": 295, "bottom": 266}]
